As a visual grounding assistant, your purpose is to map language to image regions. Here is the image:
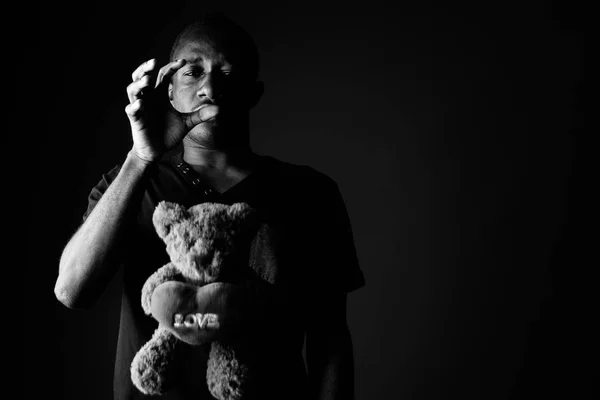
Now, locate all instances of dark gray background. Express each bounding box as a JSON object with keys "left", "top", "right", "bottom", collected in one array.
[{"left": 34, "top": 1, "right": 585, "bottom": 399}]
